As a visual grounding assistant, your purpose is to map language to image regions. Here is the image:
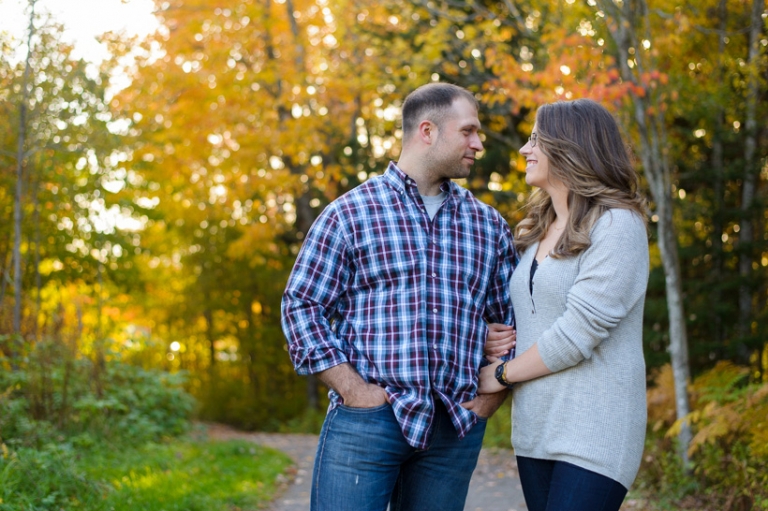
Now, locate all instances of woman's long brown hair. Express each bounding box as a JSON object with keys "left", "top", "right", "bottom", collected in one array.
[{"left": 514, "top": 99, "right": 648, "bottom": 257}]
